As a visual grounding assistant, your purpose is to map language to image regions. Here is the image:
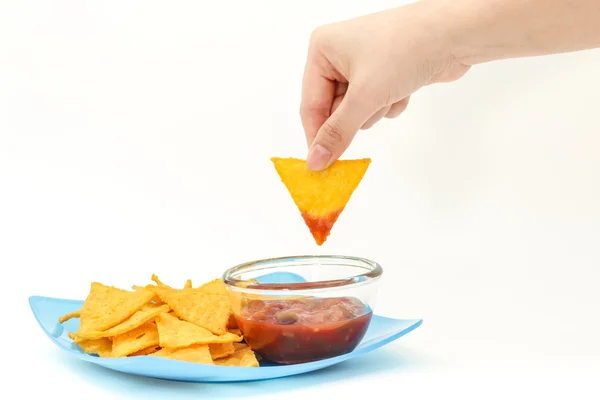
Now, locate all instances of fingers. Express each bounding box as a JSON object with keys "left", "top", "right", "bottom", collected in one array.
[
  {"left": 361, "top": 105, "right": 391, "bottom": 130},
  {"left": 385, "top": 97, "right": 410, "bottom": 119},
  {"left": 358, "top": 95, "right": 409, "bottom": 130},
  {"left": 306, "top": 85, "right": 376, "bottom": 171},
  {"left": 299, "top": 61, "right": 337, "bottom": 147}
]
